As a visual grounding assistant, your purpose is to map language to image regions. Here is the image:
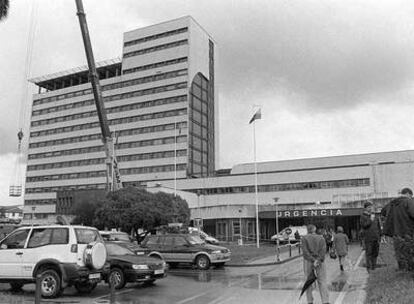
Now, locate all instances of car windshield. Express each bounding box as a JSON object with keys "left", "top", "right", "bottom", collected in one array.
[
  {"left": 188, "top": 235, "right": 205, "bottom": 245},
  {"left": 106, "top": 243, "right": 135, "bottom": 256}
]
